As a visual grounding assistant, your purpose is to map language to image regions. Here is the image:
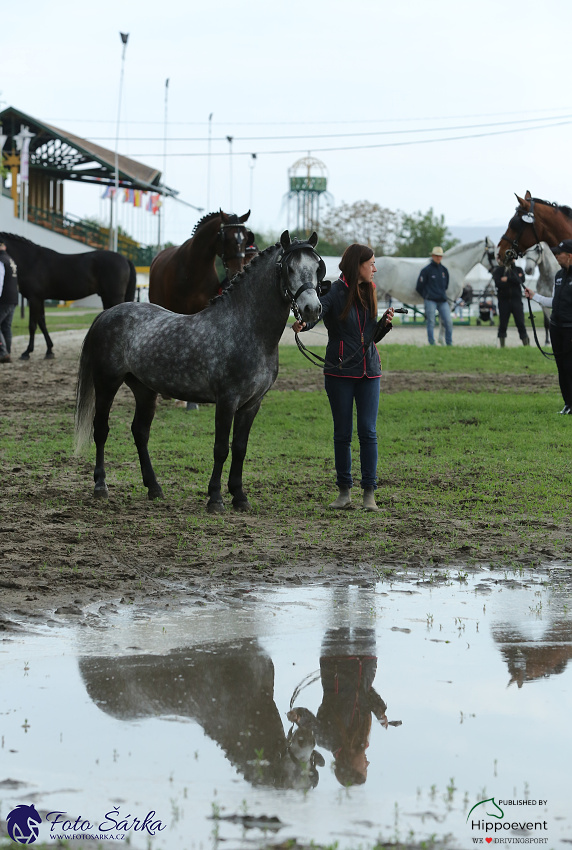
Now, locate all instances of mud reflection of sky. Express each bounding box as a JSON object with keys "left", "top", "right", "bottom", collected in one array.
[{"left": 1, "top": 570, "right": 570, "bottom": 849}]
